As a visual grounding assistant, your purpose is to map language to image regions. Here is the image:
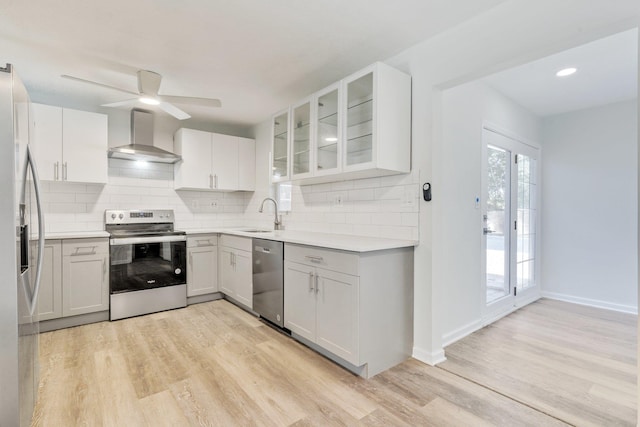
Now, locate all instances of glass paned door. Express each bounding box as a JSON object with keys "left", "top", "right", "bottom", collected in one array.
[
  {"left": 316, "top": 87, "right": 340, "bottom": 174},
  {"left": 292, "top": 101, "right": 311, "bottom": 177},
  {"left": 516, "top": 154, "right": 537, "bottom": 290},
  {"left": 345, "top": 72, "right": 373, "bottom": 166},
  {"left": 485, "top": 145, "right": 510, "bottom": 304},
  {"left": 483, "top": 128, "right": 539, "bottom": 318},
  {"left": 272, "top": 111, "right": 289, "bottom": 181}
]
